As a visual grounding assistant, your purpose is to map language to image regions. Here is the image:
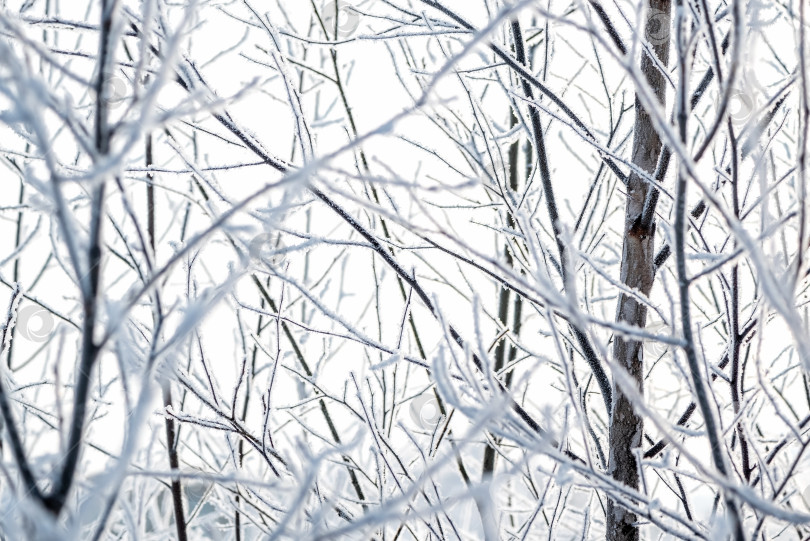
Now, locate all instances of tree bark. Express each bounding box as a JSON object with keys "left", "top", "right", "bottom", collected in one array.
[{"left": 606, "top": 2, "right": 671, "bottom": 540}]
